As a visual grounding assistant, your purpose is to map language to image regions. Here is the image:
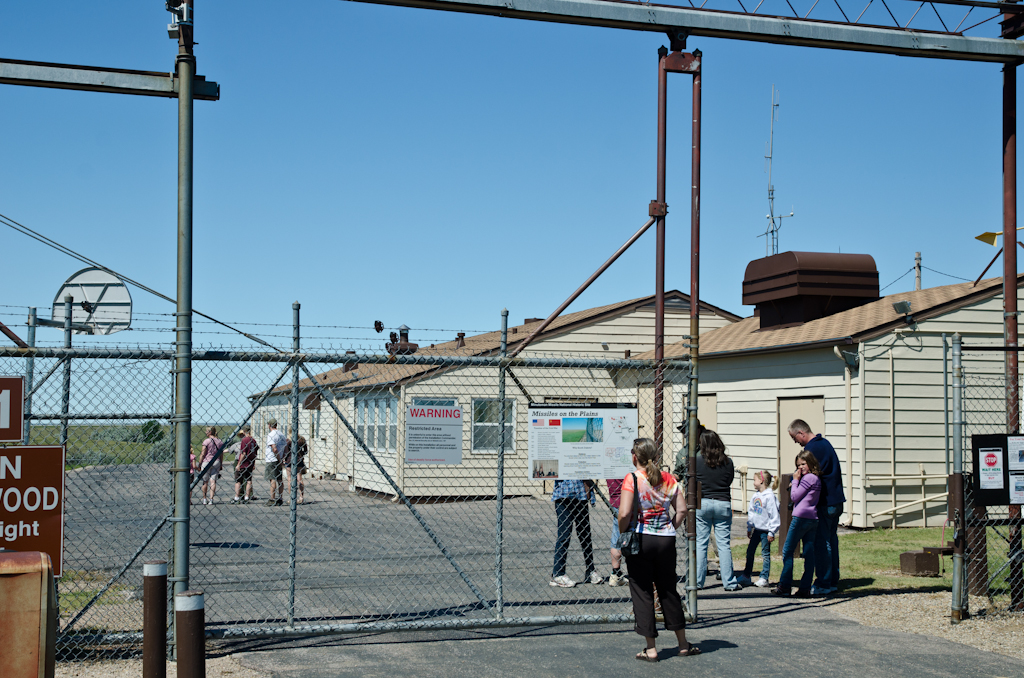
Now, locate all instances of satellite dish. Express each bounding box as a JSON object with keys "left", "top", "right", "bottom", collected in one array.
[{"left": 51, "top": 267, "right": 132, "bottom": 335}]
